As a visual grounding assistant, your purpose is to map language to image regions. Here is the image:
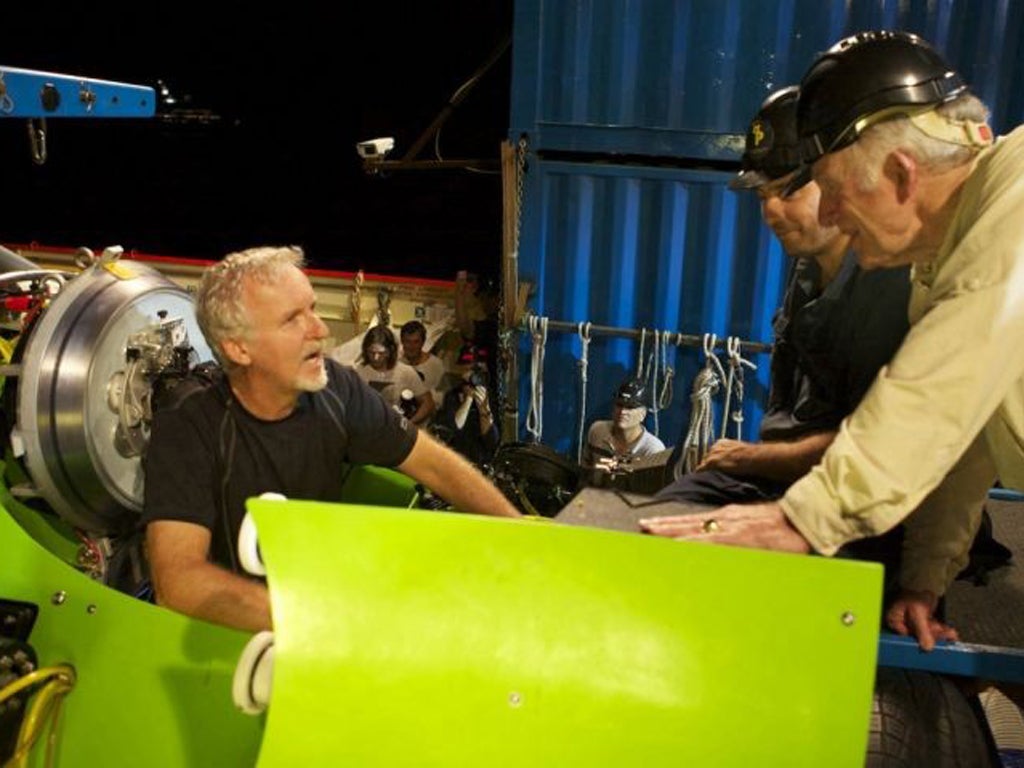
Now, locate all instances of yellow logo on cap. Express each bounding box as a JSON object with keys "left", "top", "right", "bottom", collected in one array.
[{"left": 752, "top": 120, "right": 766, "bottom": 147}]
